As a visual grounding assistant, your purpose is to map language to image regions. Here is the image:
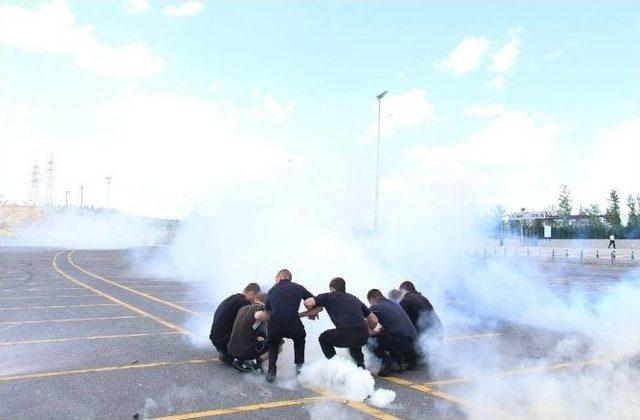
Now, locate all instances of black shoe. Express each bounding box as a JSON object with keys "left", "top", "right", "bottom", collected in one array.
[
  {"left": 219, "top": 353, "right": 234, "bottom": 366},
  {"left": 247, "top": 360, "right": 262, "bottom": 374},
  {"left": 266, "top": 369, "right": 276, "bottom": 383},
  {"left": 232, "top": 359, "right": 249, "bottom": 372},
  {"left": 295, "top": 363, "right": 303, "bottom": 375}
]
